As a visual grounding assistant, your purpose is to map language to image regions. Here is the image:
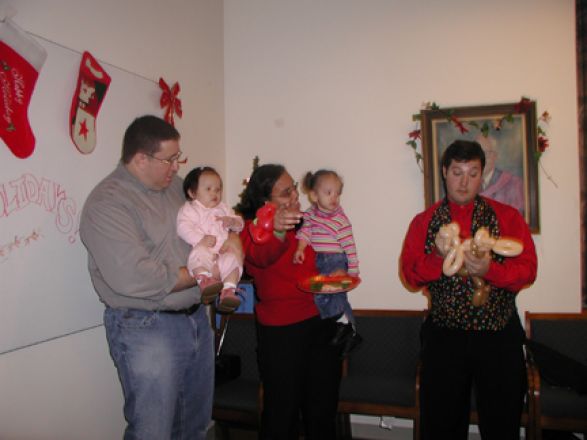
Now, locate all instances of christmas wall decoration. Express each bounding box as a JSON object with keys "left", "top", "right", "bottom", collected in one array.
[
  {"left": 159, "top": 77, "right": 182, "bottom": 126},
  {"left": 0, "top": 18, "right": 47, "bottom": 159},
  {"left": 405, "top": 97, "right": 551, "bottom": 233},
  {"left": 70, "top": 51, "right": 111, "bottom": 154}
]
